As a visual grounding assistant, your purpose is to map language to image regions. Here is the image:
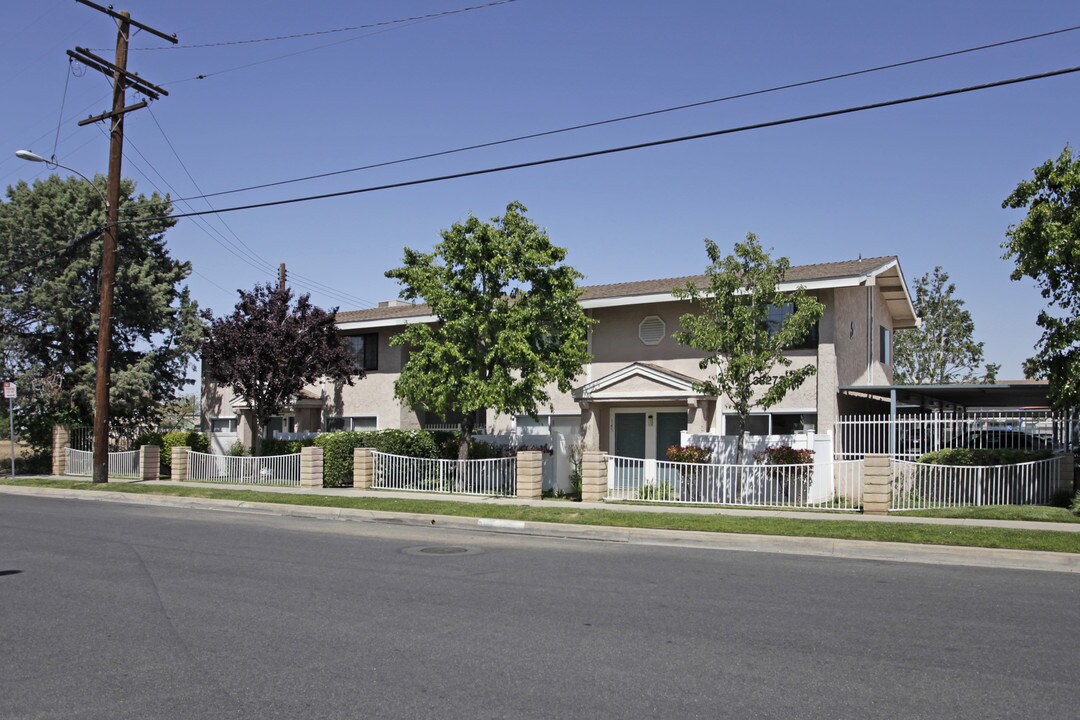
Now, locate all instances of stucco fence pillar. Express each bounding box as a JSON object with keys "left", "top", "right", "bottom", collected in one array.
[
  {"left": 139, "top": 445, "right": 160, "bottom": 481},
  {"left": 581, "top": 451, "right": 608, "bottom": 502},
  {"left": 516, "top": 450, "right": 543, "bottom": 500},
  {"left": 353, "top": 447, "right": 373, "bottom": 490},
  {"left": 52, "top": 425, "right": 70, "bottom": 476},
  {"left": 299, "top": 446, "right": 324, "bottom": 488},
  {"left": 170, "top": 446, "right": 189, "bottom": 481},
  {"left": 862, "top": 453, "right": 892, "bottom": 515}
]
